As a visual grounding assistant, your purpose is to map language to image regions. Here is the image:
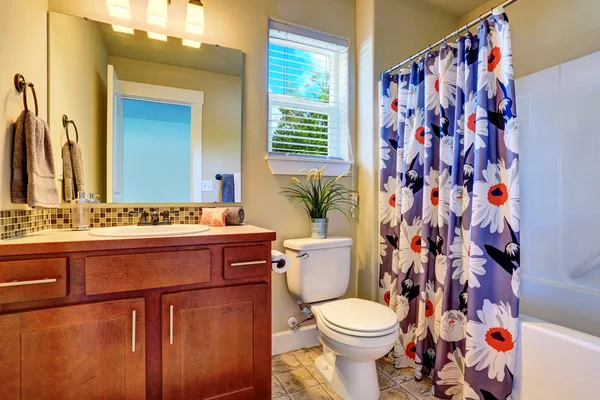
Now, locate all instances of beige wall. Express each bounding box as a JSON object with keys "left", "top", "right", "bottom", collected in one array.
[
  {"left": 0, "top": 0, "right": 48, "bottom": 210},
  {"left": 107, "top": 56, "right": 242, "bottom": 203},
  {"left": 48, "top": 12, "right": 108, "bottom": 203},
  {"left": 459, "top": 0, "right": 600, "bottom": 79},
  {"left": 355, "top": 0, "right": 457, "bottom": 300}
]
